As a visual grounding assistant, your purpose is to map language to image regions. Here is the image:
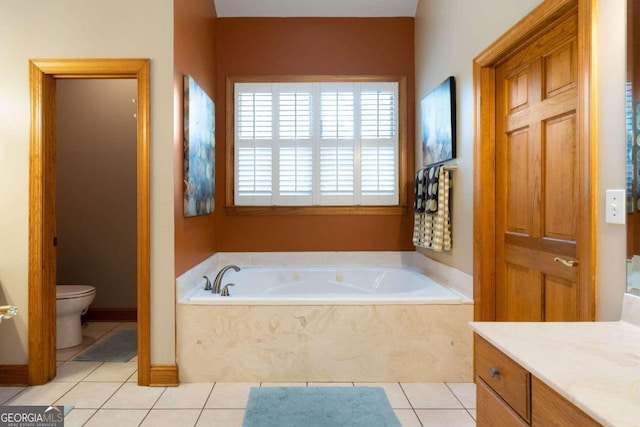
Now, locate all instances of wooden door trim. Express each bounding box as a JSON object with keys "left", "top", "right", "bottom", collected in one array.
[
  {"left": 473, "top": 0, "right": 595, "bottom": 321},
  {"left": 28, "top": 58, "right": 151, "bottom": 385}
]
